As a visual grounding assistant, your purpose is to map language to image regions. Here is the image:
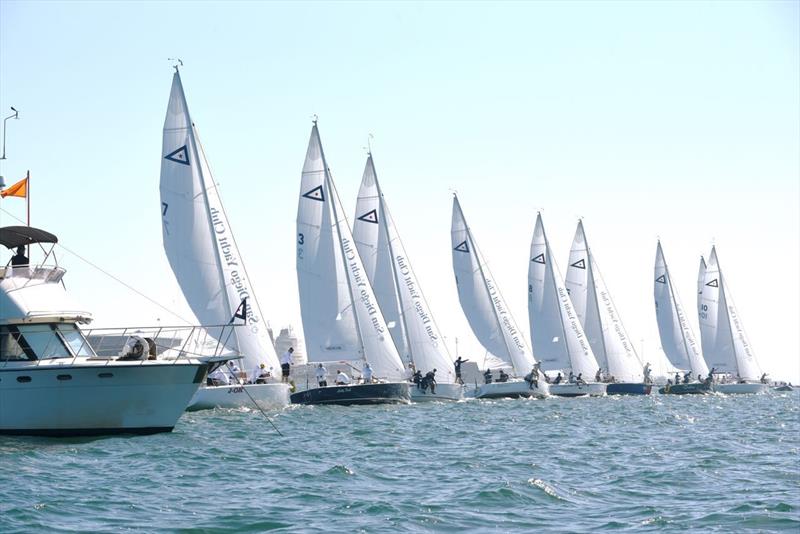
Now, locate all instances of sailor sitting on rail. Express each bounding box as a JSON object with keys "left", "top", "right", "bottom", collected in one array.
[{"left": 335, "top": 369, "right": 351, "bottom": 385}]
